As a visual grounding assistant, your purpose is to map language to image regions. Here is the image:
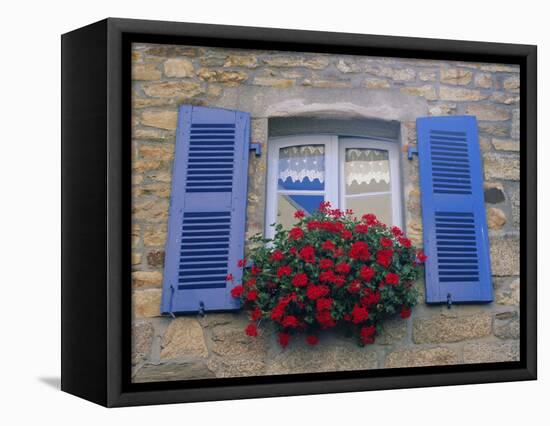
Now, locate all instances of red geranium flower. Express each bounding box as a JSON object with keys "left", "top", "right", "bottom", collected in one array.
[
  {"left": 225, "top": 273, "right": 233, "bottom": 281},
  {"left": 291, "top": 273, "right": 308, "bottom": 287},
  {"left": 398, "top": 237, "right": 412, "bottom": 248},
  {"left": 251, "top": 265, "right": 262, "bottom": 275},
  {"left": 282, "top": 315, "right": 300, "bottom": 328},
  {"left": 278, "top": 332, "right": 290, "bottom": 348},
  {"left": 351, "top": 305, "right": 370, "bottom": 324},
  {"left": 416, "top": 250, "right": 427, "bottom": 263},
  {"left": 294, "top": 210, "right": 305, "bottom": 219},
  {"left": 230, "top": 285, "right": 243, "bottom": 298},
  {"left": 316, "top": 297, "right": 333, "bottom": 311},
  {"left": 277, "top": 265, "right": 292, "bottom": 278},
  {"left": 237, "top": 258, "right": 246, "bottom": 268},
  {"left": 360, "top": 266, "right": 375, "bottom": 282},
  {"left": 299, "top": 245, "right": 316, "bottom": 263},
  {"left": 306, "top": 284, "right": 330, "bottom": 300},
  {"left": 335, "top": 262, "right": 351, "bottom": 275},
  {"left": 391, "top": 226, "right": 404, "bottom": 237},
  {"left": 376, "top": 249, "right": 393, "bottom": 268},
  {"left": 385, "top": 272, "right": 400, "bottom": 285},
  {"left": 400, "top": 306, "right": 412, "bottom": 319},
  {"left": 289, "top": 227, "right": 304, "bottom": 240},
  {"left": 245, "top": 323, "right": 258, "bottom": 337},
  {"left": 380, "top": 237, "right": 393, "bottom": 247},
  {"left": 306, "top": 335, "right": 319, "bottom": 345},
  {"left": 322, "top": 240, "right": 335, "bottom": 251},
  {"left": 349, "top": 241, "right": 370, "bottom": 261},
  {"left": 360, "top": 325, "right": 376, "bottom": 344},
  {"left": 270, "top": 250, "right": 284, "bottom": 261},
  {"left": 250, "top": 307, "right": 262, "bottom": 321},
  {"left": 319, "top": 258, "right": 334, "bottom": 270},
  {"left": 347, "top": 280, "right": 361, "bottom": 294},
  {"left": 341, "top": 229, "right": 353, "bottom": 239},
  {"left": 246, "top": 289, "right": 258, "bottom": 302},
  {"left": 362, "top": 213, "right": 378, "bottom": 225},
  {"left": 355, "top": 224, "right": 369, "bottom": 233},
  {"left": 315, "top": 310, "right": 336, "bottom": 328}
]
